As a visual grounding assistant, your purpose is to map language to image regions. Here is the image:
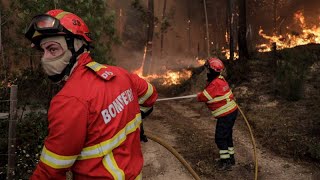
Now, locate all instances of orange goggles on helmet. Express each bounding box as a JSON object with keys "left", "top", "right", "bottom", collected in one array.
[{"left": 25, "top": 14, "right": 68, "bottom": 42}]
